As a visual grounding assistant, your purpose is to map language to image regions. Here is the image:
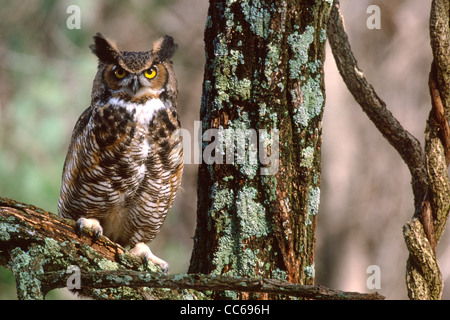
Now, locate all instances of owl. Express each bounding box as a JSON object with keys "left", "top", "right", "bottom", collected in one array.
[{"left": 58, "top": 33, "right": 183, "bottom": 272}]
